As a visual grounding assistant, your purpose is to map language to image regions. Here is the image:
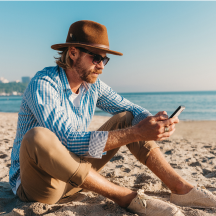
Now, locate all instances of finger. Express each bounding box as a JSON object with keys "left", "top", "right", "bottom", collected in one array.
[
  {"left": 162, "top": 117, "right": 179, "bottom": 126},
  {"left": 154, "top": 113, "right": 160, "bottom": 117},
  {"left": 155, "top": 111, "right": 162, "bottom": 116},
  {"left": 155, "top": 111, "right": 164, "bottom": 116},
  {"left": 155, "top": 111, "right": 168, "bottom": 118},
  {"left": 169, "top": 124, "right": 176, "bottom": 131},
  {"left": 168, "top": 116, "right": 179, "bottom": 124},
  {"left": 159, "top": 126, "right": 176, "bottom": 138},
  {"left": 154, "top": 115, "right": 168, "bottom": 121},
  {"left": 161, "top": 111, "right": 168, "bottom": 115},
  {"left": 172, "top": 116, "right": 179, "bottom": 124},
  {"left": 163, "top": 128, "right": 176, "bottom": 137},
  {"left": 159, "top": 124, "right": 175, "bottom": 134}
]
